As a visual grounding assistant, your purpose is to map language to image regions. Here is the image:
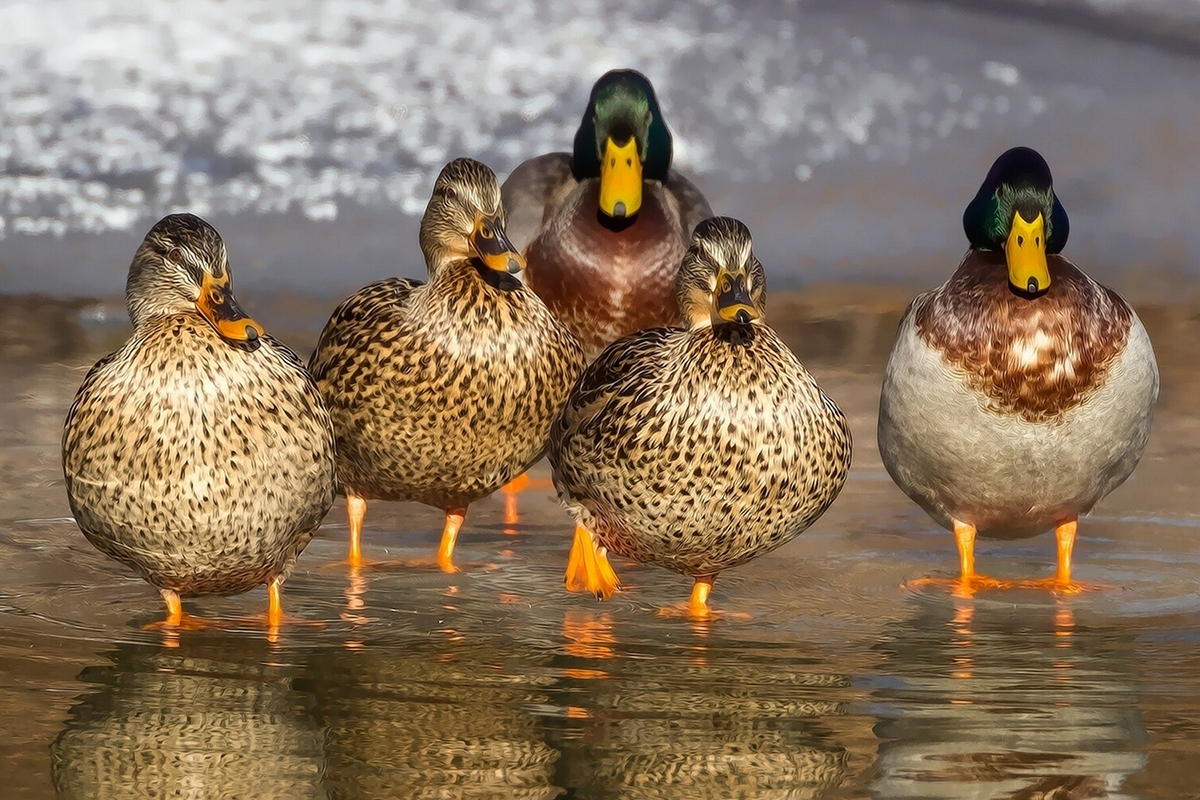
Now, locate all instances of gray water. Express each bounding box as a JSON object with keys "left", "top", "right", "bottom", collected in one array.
[{"left": 1, "top": 0, "right": 1199, "bottom": 301}]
